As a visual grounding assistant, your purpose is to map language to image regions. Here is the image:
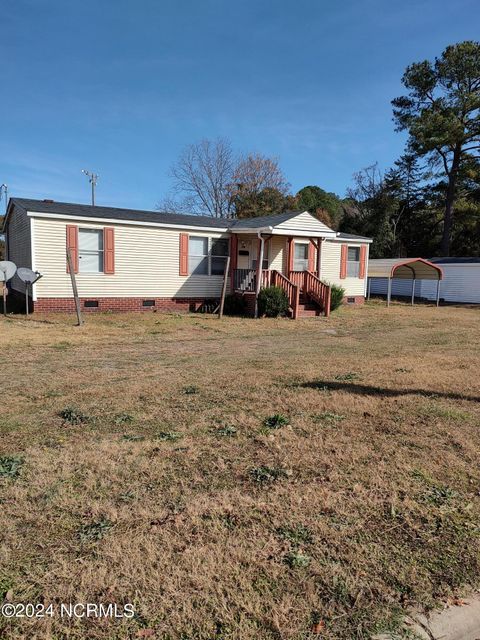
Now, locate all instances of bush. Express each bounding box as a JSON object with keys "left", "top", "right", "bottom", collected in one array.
[
  {"left": 223, "top": 294, "right": 247, "bottom": 316},
  {"left": 329, "top": 283, "right": 345, "bottom": 312},
  {"left": 257, "top": 286, "right": 289, "bottom": 318}
]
